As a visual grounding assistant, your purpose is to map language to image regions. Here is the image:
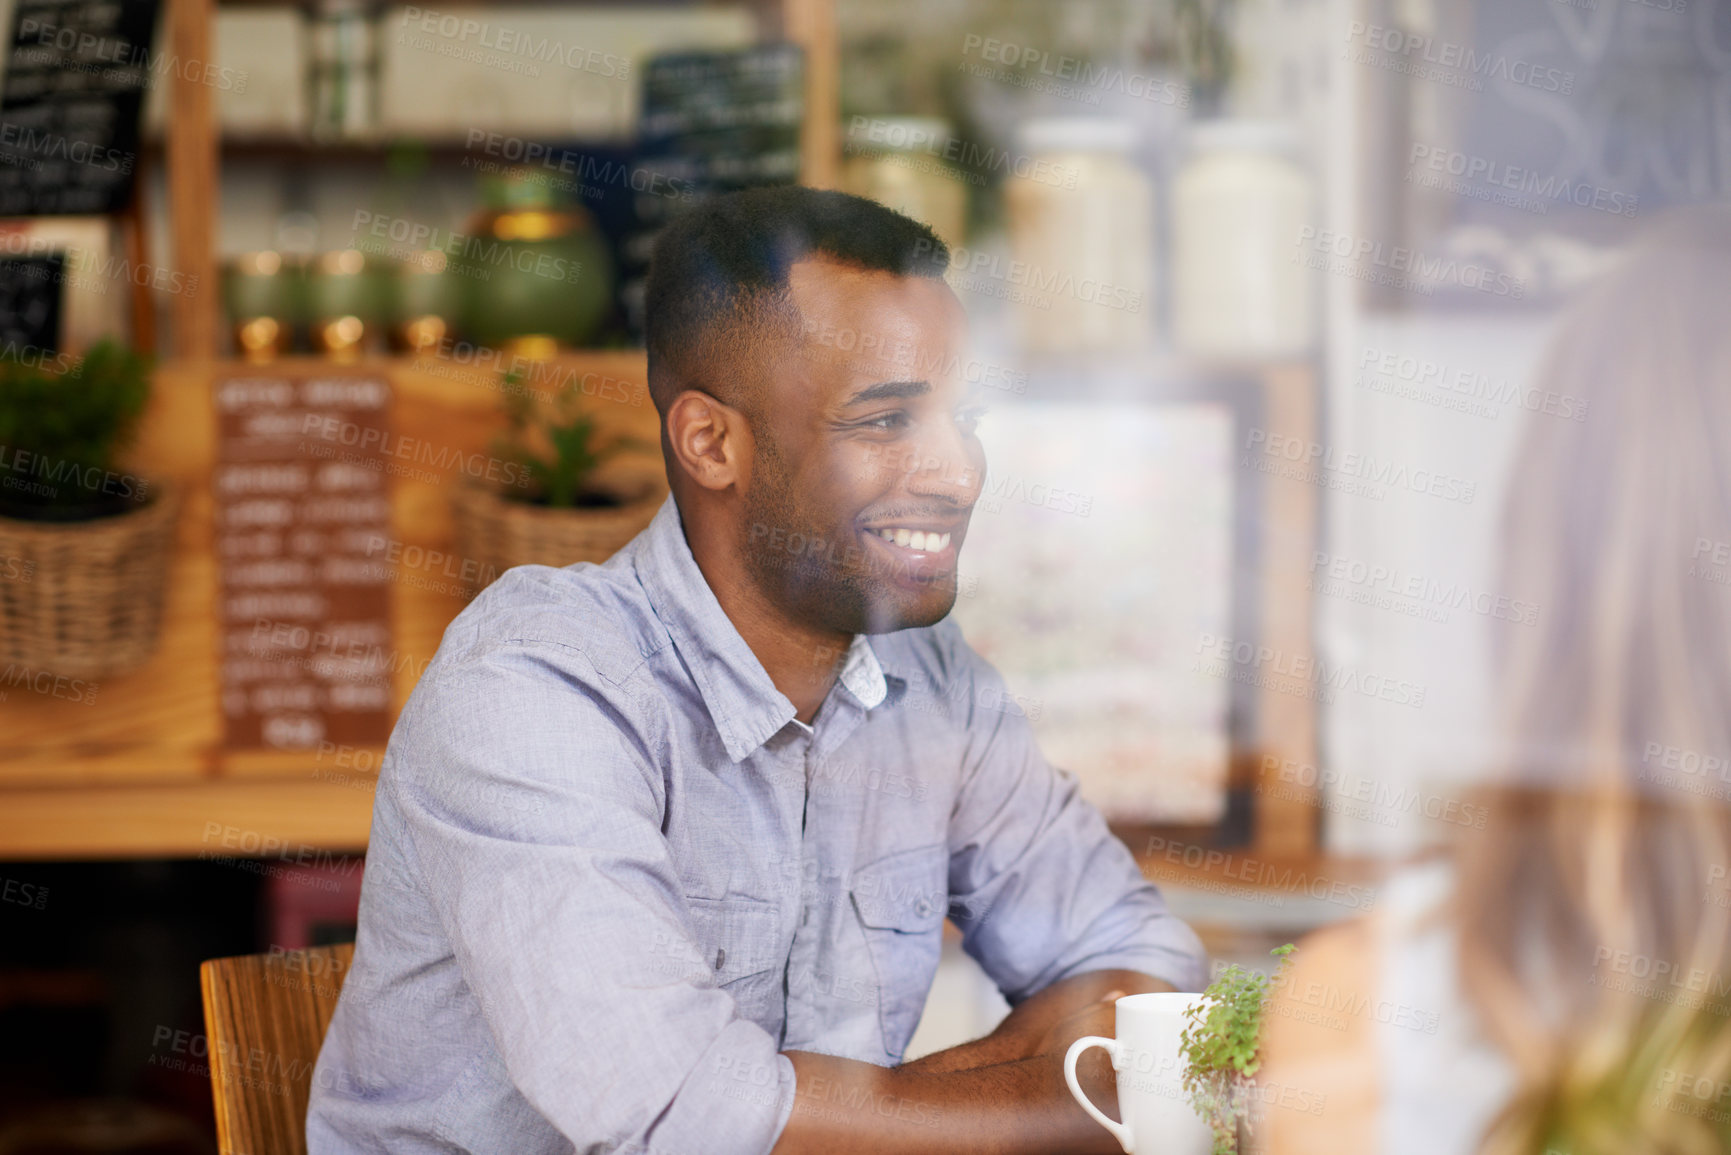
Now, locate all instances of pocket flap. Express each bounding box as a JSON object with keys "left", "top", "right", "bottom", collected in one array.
[
  {"left": 683, "top": 897, "right": 781, "bottom": 981},
  {"left": 849, "top": 844, "right": 948, "bottom": 932}
]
